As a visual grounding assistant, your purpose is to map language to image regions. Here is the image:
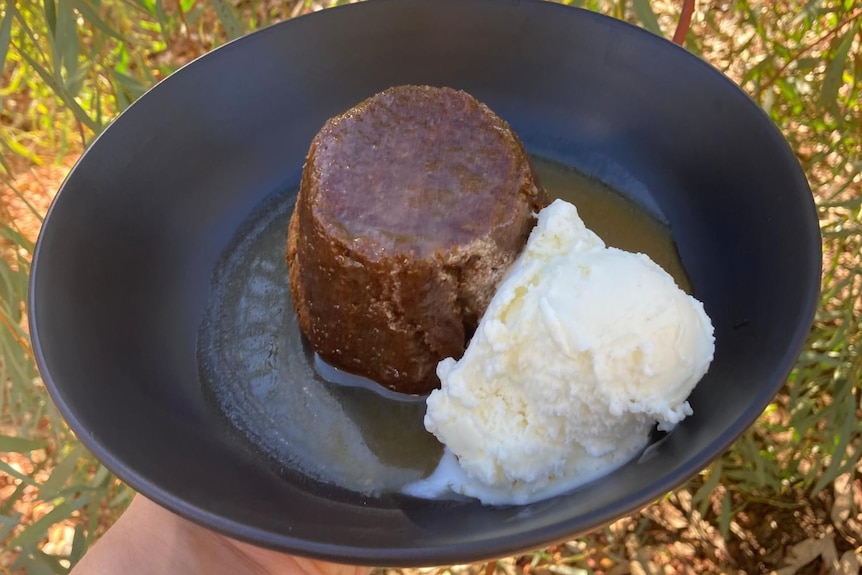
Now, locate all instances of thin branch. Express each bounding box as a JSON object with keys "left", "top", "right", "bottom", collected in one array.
[
  {"left": 673, "top": 0, "right": 696, "bottom": 45},
  {"left": 754, "top": 7, "right": 862, "bottom": 99}
]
